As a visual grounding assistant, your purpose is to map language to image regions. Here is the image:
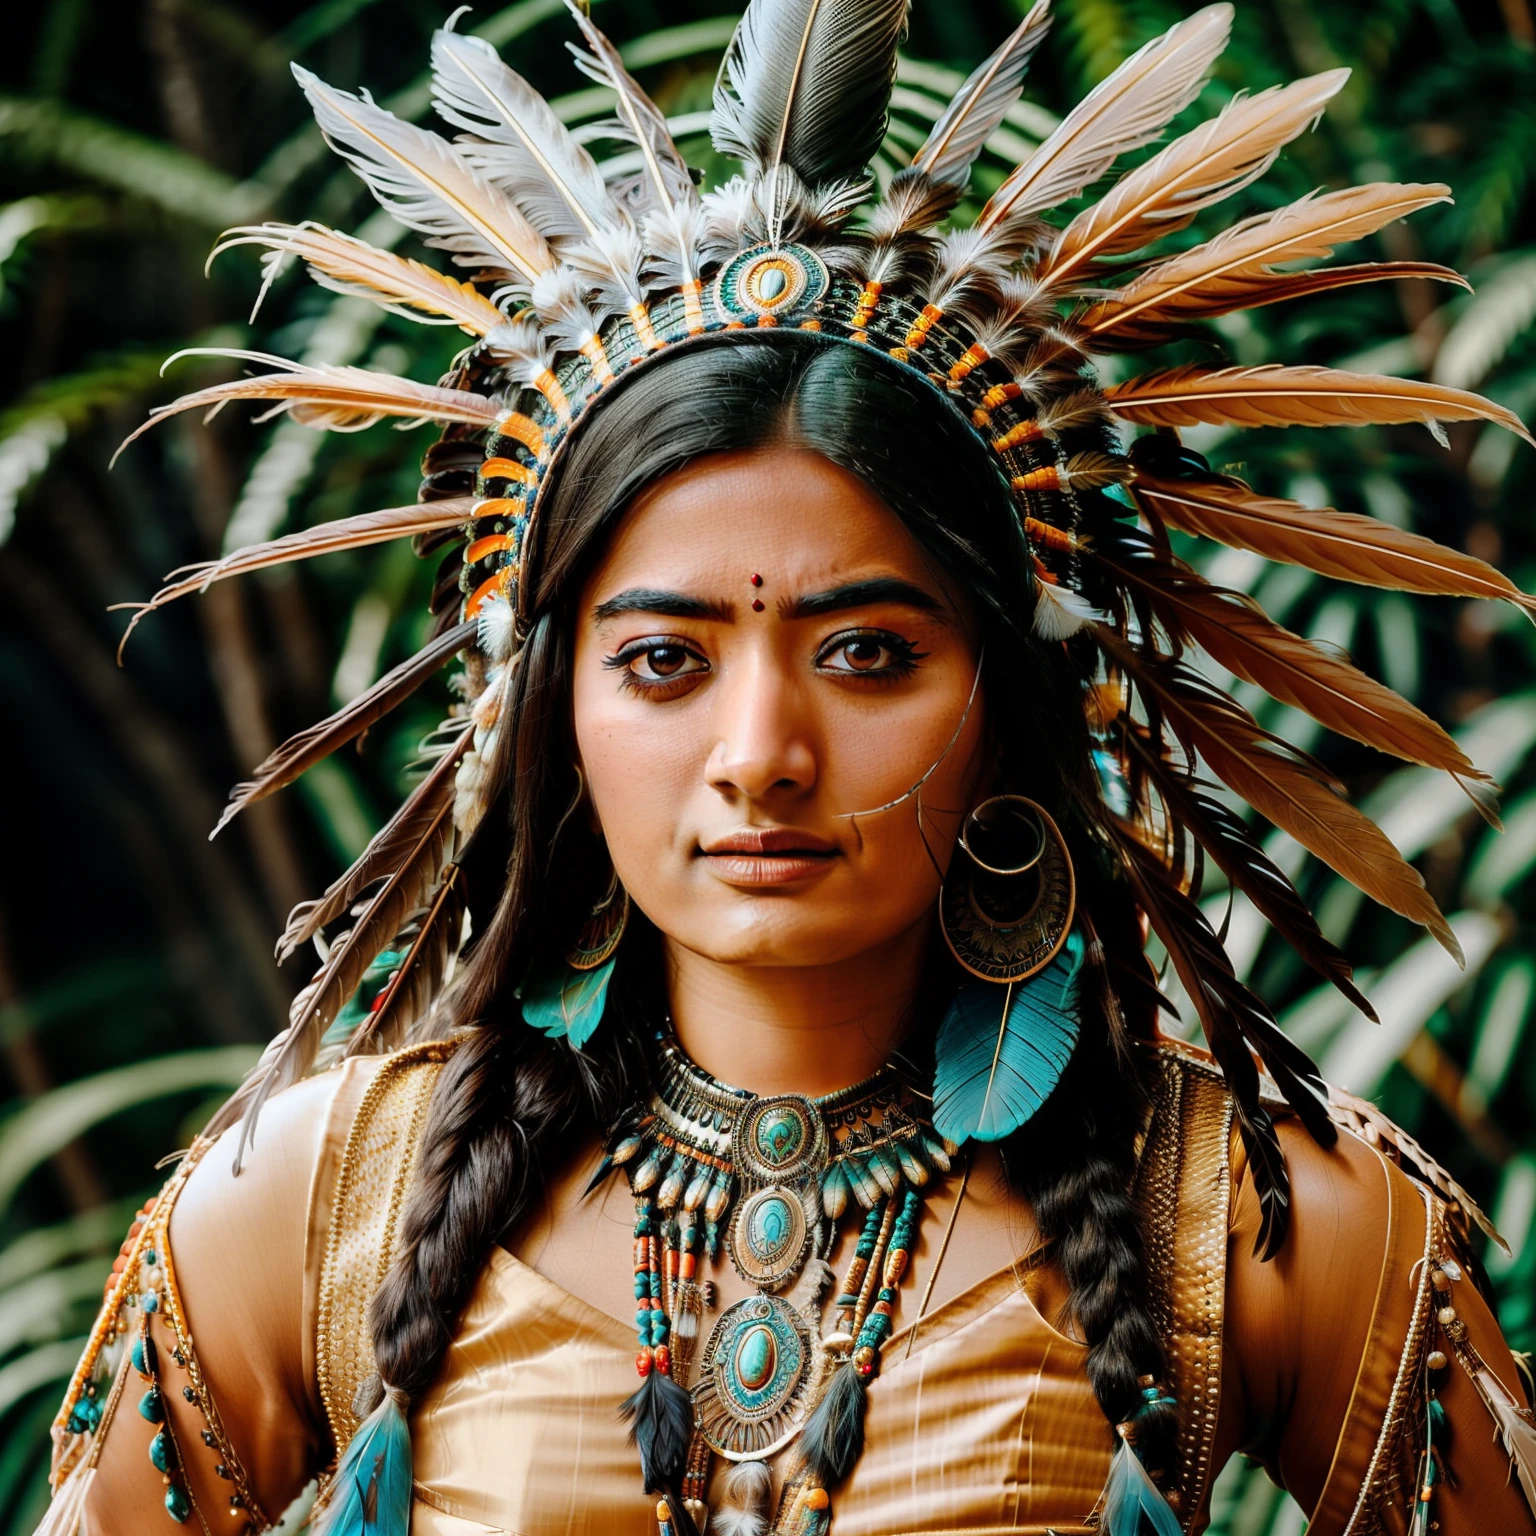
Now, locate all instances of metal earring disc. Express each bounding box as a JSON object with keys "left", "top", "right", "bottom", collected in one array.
[{"left": 940, "top": 796, "right": 1075, "bottom": 983}]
